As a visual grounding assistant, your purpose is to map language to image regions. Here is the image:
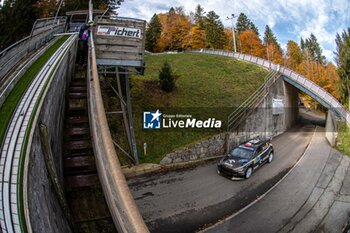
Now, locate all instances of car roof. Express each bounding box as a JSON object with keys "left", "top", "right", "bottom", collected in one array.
[{"left": 237, "top": 137, "right": 268, "bottom": 151}]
